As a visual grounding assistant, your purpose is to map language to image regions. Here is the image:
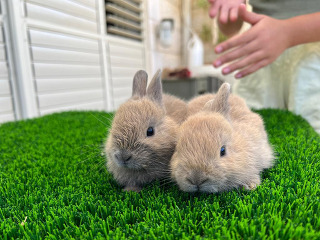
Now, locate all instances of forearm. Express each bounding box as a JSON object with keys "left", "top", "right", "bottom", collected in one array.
[{"left": 286, "top": 12, "right": 320, "bottom": 48}]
